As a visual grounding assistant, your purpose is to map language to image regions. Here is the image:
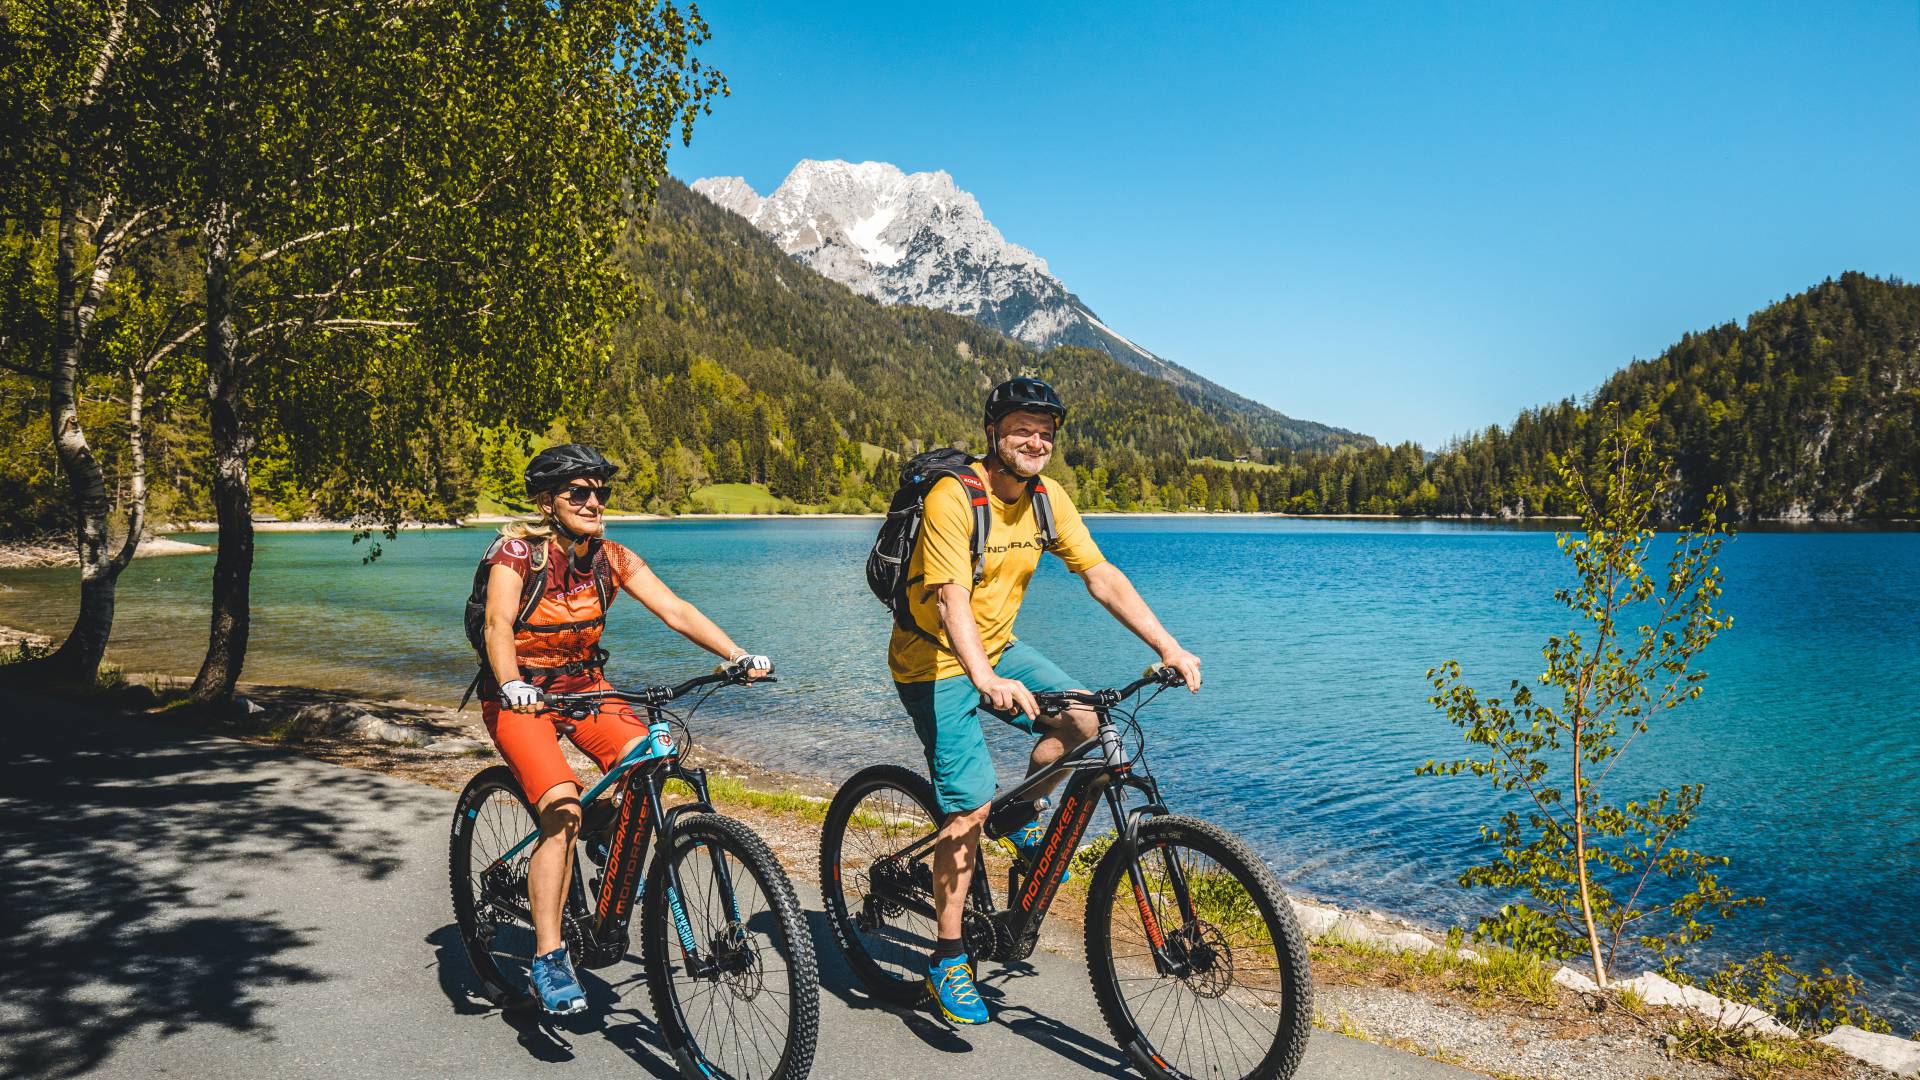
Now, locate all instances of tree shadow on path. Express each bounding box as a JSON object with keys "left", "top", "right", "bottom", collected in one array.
[{"left": 0, "top": 691, "right": 409, "bottom": 1080}]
